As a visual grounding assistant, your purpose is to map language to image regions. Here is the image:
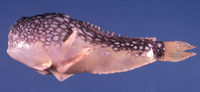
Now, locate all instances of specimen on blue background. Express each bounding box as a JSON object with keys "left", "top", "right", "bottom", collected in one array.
[{"left": 7, "top": 13, "right": 196, "bottom": 81}]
